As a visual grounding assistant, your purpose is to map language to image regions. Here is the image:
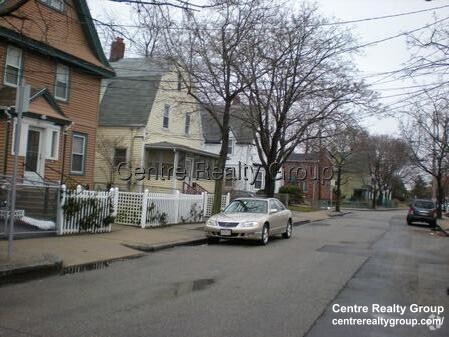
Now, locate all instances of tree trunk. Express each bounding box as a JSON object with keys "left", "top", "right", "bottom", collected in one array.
[
  {"left": 335, "top": 166, "right": 342, "bottom": 212},
  {"left": 436, "top": 175, "right": 444, "bottom": 219},
  {"left": 211, "top": 153, "right": 226, "bottom": 215},
  {"left": 263, "top": 173, "right": 276, "bottom": 197},
  {"left": 371, "top": 188, "right": 377, "bottom": 209},
  {"left": 211, "top": 106, "right": 231, "bottom": 215}
]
